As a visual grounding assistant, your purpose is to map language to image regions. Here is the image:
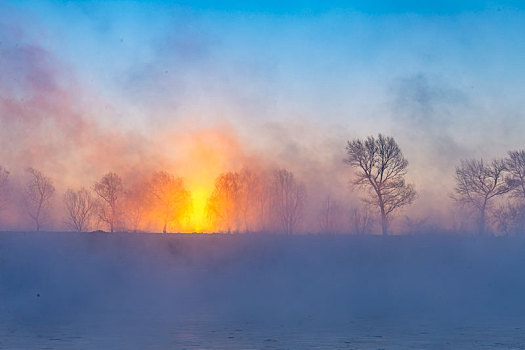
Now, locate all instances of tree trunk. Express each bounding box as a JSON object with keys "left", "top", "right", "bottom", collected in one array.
[
  {"left": 479, "top": 204, "right": 486, "bottom": 236},
  {"left": 36, "top": 203, "right": 41, "bottom": 232},
  {"left": 381, "top": 215, "right": 388, "bottom": 235},
  {"left": 380, "top": 205, "right": 388, "bottom": 236},
  {"left": 110, "top": 205, "right": 116, "bottom": 233}
]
